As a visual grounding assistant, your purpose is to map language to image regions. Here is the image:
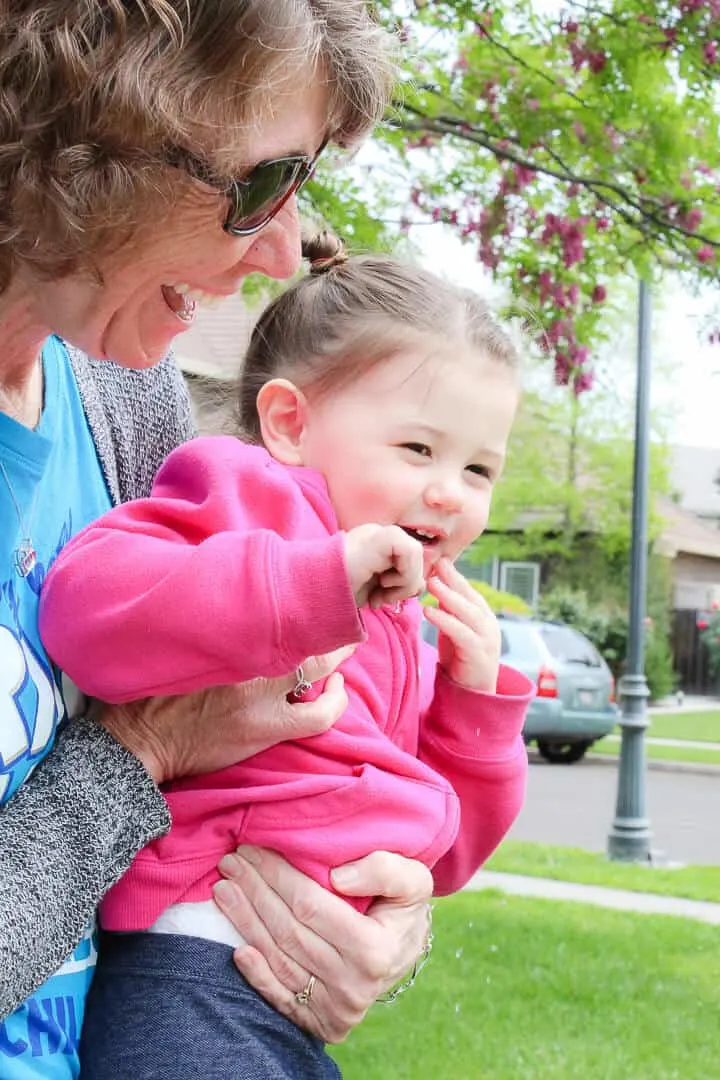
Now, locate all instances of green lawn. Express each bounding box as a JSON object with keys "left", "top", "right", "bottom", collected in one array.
[
  {"left": 647, "top": 709, "right": 720, "bottom": 742},
  {"left": 591, "top": 738, "right": 720, "bottom": 767},
  {"left": 485, "top": 840, "right": 720, "bottom": 902},
  {"left": 331, "top": 892, "right": 720, "bottom": 1080}
]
